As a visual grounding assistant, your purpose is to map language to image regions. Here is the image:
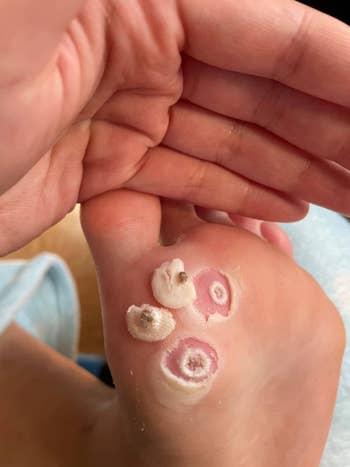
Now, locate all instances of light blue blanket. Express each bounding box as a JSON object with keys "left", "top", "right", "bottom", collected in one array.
[
  {"left": 282, "top": 206, "right": 349, "bottom": 467},
  {"left": 0, "top": 253, "right": 79, "bottom": 359}
]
